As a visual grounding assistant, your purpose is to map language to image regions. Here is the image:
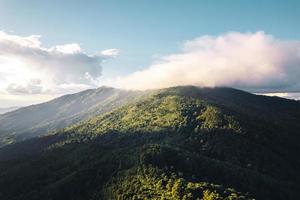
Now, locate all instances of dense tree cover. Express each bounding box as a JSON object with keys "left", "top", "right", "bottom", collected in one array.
[
  {"left": 104, "top": 166, "right": 252, "bottom": 200},
  {"left": 0, "top": 86, "right": 300, "bottom": 199}
]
